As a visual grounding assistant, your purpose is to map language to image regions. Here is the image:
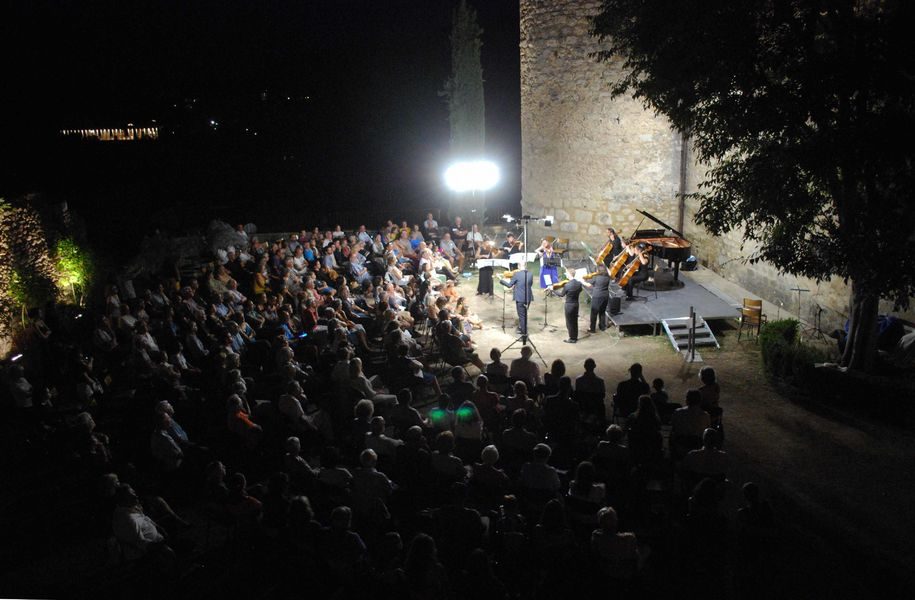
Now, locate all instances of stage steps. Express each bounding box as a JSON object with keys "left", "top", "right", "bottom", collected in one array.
[{"left": 661, "top": 316, "right": 720, "bottom": 352}]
